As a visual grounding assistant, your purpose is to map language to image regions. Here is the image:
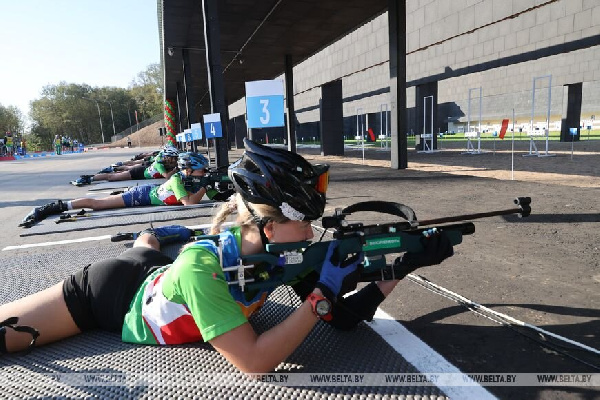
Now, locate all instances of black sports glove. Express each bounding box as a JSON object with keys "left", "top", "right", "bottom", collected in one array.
[
  {"left": 393, "top": 228, "right": 454, "bottom": 279},
  {"left": 183, "top": 176, "right": 212, "bottom": 191}
]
